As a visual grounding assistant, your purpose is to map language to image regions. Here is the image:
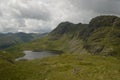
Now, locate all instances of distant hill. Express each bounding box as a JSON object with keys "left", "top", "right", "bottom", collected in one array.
[{"left": 0, "top": 32, "right": 47, "bottom": 49}]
